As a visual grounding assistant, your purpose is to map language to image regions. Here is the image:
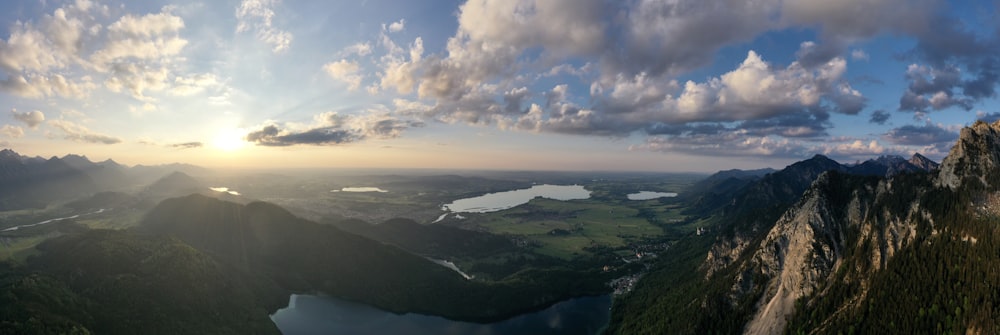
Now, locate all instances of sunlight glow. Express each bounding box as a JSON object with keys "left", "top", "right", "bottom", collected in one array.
[{"left": 212, "top": 128, "right": 247, "bottom": 151}]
